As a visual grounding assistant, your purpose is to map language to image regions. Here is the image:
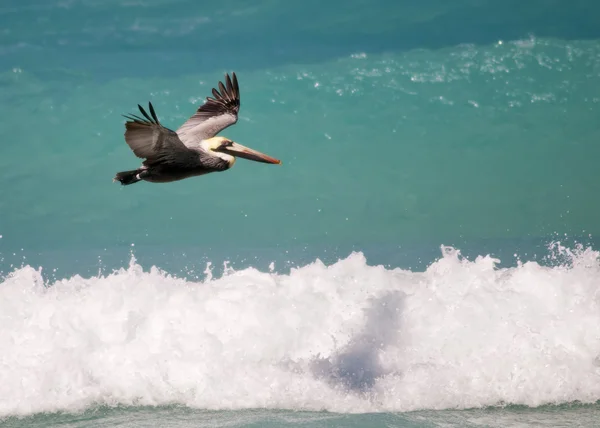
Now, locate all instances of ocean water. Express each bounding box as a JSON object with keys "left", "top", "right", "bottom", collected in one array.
[{"left": 2, "top": 0, "right": 600, "bottom": 426}]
